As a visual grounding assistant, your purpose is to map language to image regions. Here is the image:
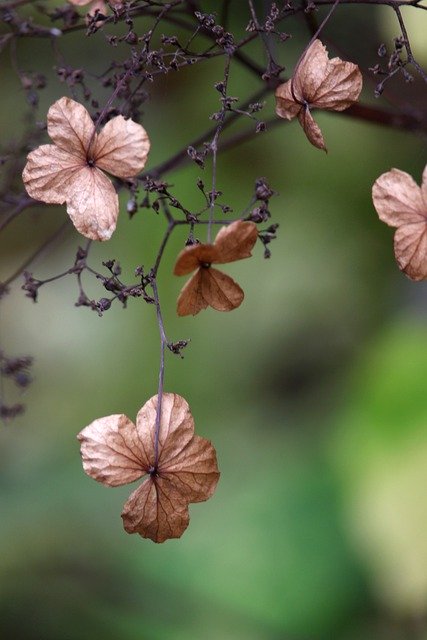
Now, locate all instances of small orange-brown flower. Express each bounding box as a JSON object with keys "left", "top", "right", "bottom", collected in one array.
[
  {"left": 372, "top": 164, "right": 427, "bottom": 281},
  {"left": 173, "top": 220, "right": 258, "bottom": 316},
  {"left": 22, "top": 97, "right": 150, "bottom": 241},
  {"left": 275, "top": 39, "right": 362, "bottom": 151},
  {"left": 77, "top": 393, "right": 220, "bottom": 543}
]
